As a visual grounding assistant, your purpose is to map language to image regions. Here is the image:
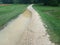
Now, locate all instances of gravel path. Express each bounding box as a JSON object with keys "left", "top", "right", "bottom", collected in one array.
[{"left": 0, "top": 4, "right": 55, "bottom": 45}]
